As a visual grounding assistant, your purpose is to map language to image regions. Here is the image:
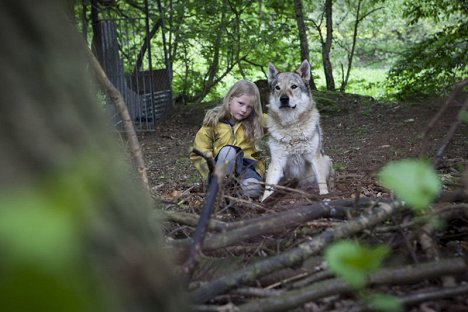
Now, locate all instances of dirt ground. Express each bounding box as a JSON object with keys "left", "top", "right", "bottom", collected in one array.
[
  {"left": 139, "top": 95, "right": 467, "bottom": 201},
  {"left": 137, "top": 94, "right": 467, "bottom": 310}
]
